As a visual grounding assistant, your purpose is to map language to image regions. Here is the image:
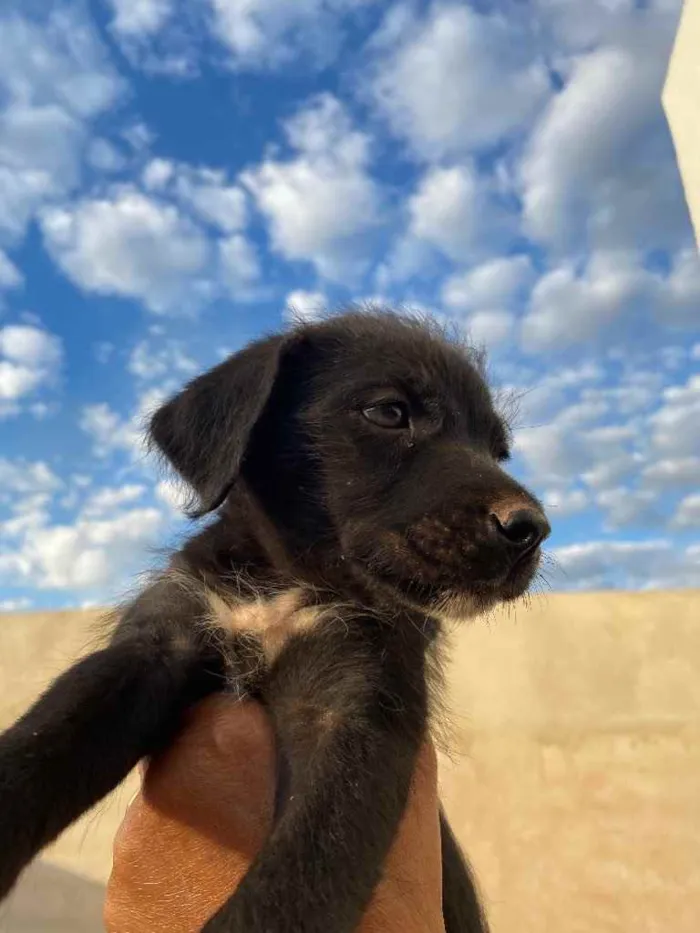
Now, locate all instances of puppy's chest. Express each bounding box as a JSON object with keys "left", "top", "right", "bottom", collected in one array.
[{"left": 205, "top": 588, "right": 324, "bottom": 671}]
